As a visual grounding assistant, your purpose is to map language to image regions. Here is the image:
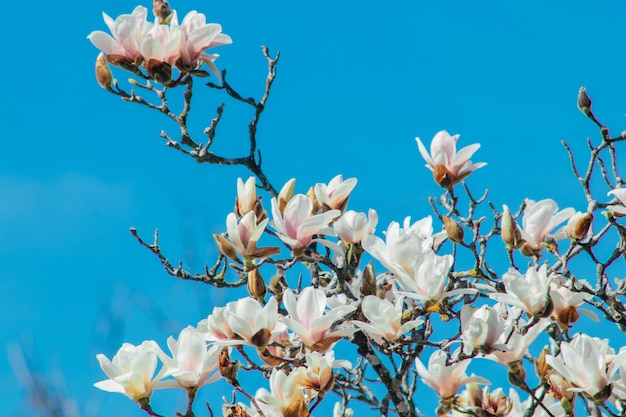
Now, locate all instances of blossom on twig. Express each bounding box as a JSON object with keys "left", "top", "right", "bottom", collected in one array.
[
  {"left": 416, "top": 130, "right": 486, "bottom": 189},
  {"left": 94, "top": 340, "right": 166, "bottom": 402}
]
